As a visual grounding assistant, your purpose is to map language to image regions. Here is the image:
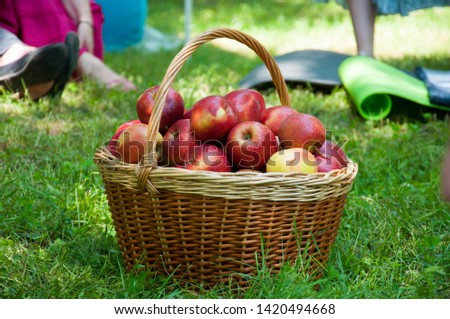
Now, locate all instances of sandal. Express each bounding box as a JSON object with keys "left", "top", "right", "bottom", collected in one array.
[
  {"left": 0, "top": 43, "right": 68, "bottom": 93},
  {"left": 48, "top": 32, "right": 79, "bottom": 97}
]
